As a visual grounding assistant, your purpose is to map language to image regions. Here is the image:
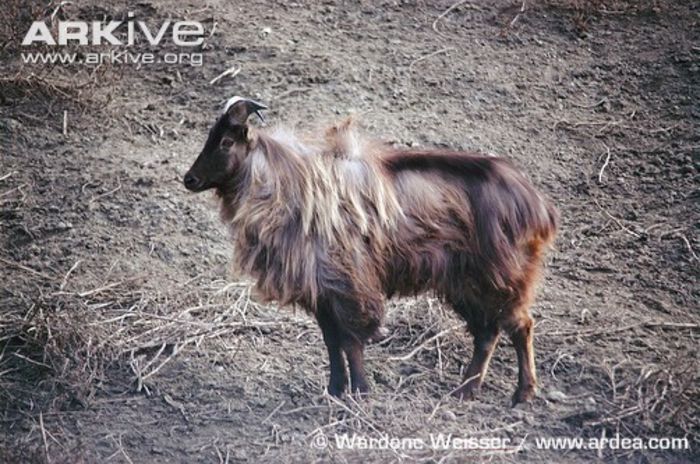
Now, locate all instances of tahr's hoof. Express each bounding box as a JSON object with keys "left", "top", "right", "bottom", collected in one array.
[
  {"left": 327, "top": 382, "right": 347, "bottom": 398},
  {"left": 351, "top": 382, "right": 370, "bottom": 396},
  {"left": 511, "top": 385, "right": 536, "bottom": 406},
  {"left": 368, "top": 326, "right": 390, "bottom": 343},
  {"left": 451, "top": 385, "right": 479, "bottom": 402}
]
